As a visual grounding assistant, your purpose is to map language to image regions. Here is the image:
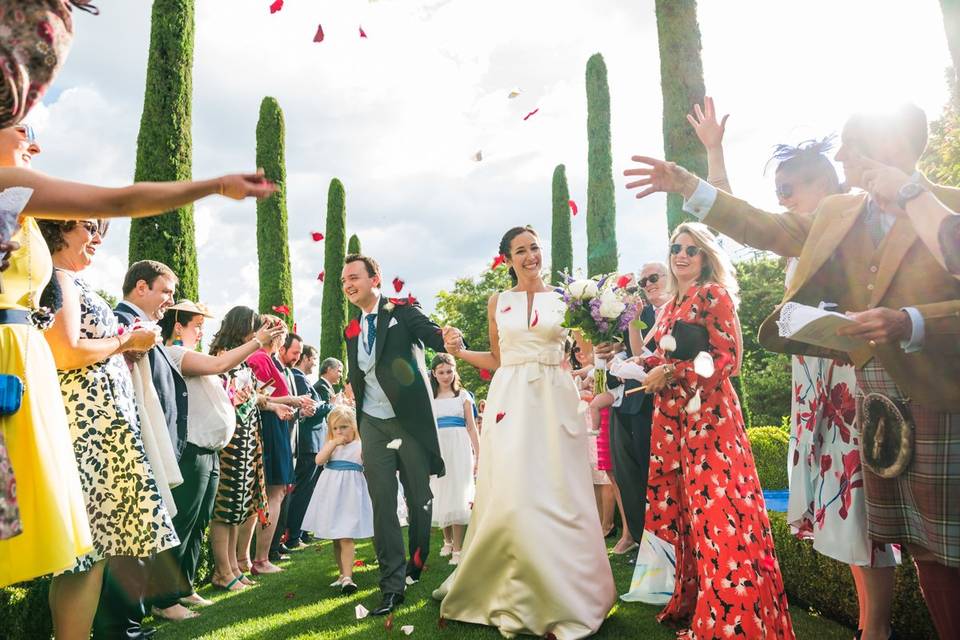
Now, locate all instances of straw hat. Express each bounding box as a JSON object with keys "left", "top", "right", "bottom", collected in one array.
[{"left": 168, "top": 299, "right": 215, "bottom": 318}]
